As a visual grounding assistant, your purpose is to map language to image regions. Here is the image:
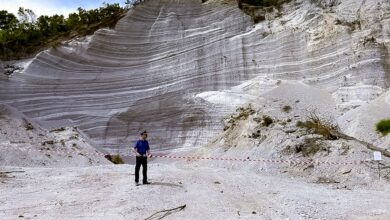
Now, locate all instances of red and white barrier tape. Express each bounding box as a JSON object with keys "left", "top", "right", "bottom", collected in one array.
[
  {"left": 3, "top": 145, "right": 365, "bottom": 166},
  {"left": 149, "top": 155, "right": 363, "bottom": 165}
]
